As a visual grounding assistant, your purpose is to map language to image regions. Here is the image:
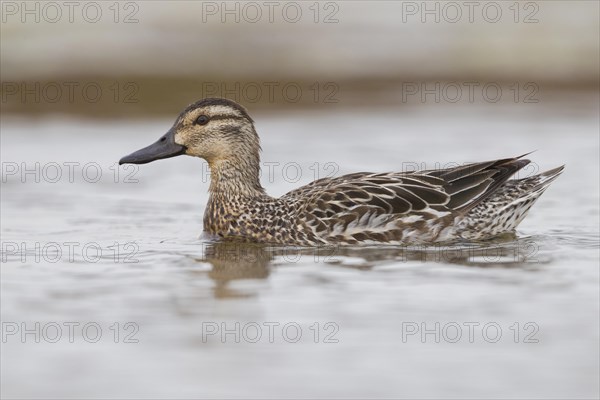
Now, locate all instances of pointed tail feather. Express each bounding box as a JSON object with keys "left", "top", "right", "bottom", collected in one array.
[
  {"left": 456, "top": 165, "right": 564, "bottom": 240},
  {"left": 530, "top": 165, "right": 565, "bottom": 191}
]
